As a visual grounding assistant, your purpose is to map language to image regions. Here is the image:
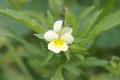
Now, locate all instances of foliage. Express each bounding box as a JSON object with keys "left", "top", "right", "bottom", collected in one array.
[{"left": 0, "top": 0, "right": 120, "bottom": 80}]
